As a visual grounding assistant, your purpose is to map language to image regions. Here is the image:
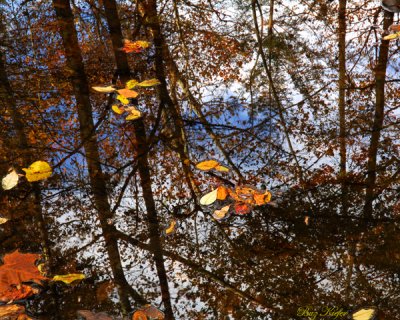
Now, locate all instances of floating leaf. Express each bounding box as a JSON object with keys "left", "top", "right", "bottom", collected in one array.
[
  {"left": 121, "top": 39, "right": 150, "bottom": 53},
  {"left": 96, "top": 280, "right": 114, "bottom": 303},
  {"left": 304, "top": 216, "right": 309, "bottom": 226},
  {"left": 126, "top": 110, "right": 142, "bottom": 121},
  {"left": 137, "top": 78, "right": 161, "bottom": 87},
  {"left": 195, "top": 159, "right": 229, "bottom": 172},
  {"left": 52, "top": 273, "right": 85, "bottom": 284},
  {"left": 0, "top": 217, "right": 8, "bottom": 224},
  {"left": 112, "top": 105, "right": 124, "bottom": 115},
  {"left": 196, "top": 160, "right": 219, "bottom": 171},
  {"left": 216, "top": 186, "right": 229, "bottom": 200},
  {"left": 2, "top": 170, "right": 19, "bottom": 190},
  {"left": 0, "top": 284, "right": 39, "bottom": 302},
  {"left": 117, "top": 94, "right": 129, "bottom": 105},
  {"left": 117, "top": 88, "right": 139, "bottom": 98},
  {"left": 141, "top": 305, "right": 164, "bottom": 319},
  {"left": 92, "top": 86, "right": 116, "bottom": 93},
  {"left": 0, "top": 251, "right": 47, "bottom": 302},
  {"left": 233, "top": 202, "right": 252, "bottom": 215},
  {"left": 215, "top": 164, "right": 230, "bottom": 172},
  {"left": 253, "top": 190, "right": 272, "bottom": 206},
  {"left": 213, "top": 205, "right": 231, "bottom": 220},
  {"left": 352, "top": 307, "right": 377, "bottom": 320},
  {"left": 126, "top": 79, "right": 139, "bottom": 89},
  {"left": 22, "top": 161, "right": 52, "bottom": 182},
  {"left": 77, "top": 310, "right": 113, "bottom": 320},
  {"left": 132, "top": 310, "right": 148, "bottom": 320},
  {"left": 383, "top": 32, "right": 400, "bottom": 40},
  {"left": 0, "top": 304, "right": 26, "bottom": 318},
  {"left": 164, "top": 220, "right": 177, "bottom": 236},
  {"left": 200, "top": 188, "right": 218, "bottom": 206}
]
